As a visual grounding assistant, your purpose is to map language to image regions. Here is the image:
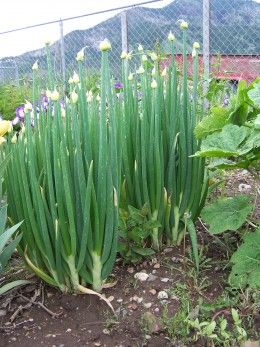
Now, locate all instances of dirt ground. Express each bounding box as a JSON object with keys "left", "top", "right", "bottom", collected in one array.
[{"left": 0, "top": 170, "right": 259, "bottom": 347}]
